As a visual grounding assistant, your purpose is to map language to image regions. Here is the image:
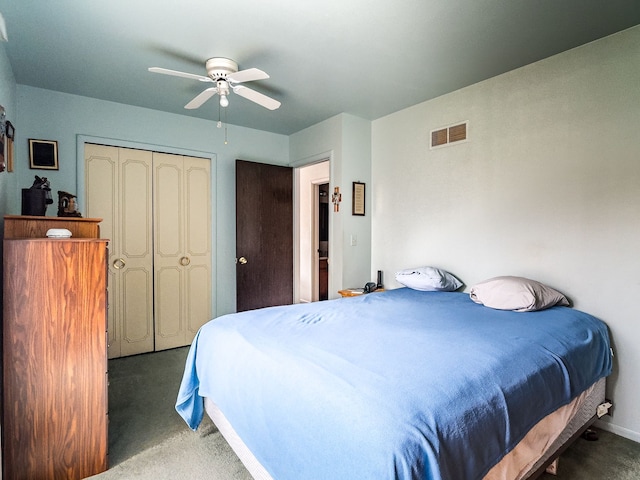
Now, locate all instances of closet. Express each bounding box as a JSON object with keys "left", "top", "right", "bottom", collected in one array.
[{"left": 85, "top": 144, "right": 212, "bottom": 358}]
